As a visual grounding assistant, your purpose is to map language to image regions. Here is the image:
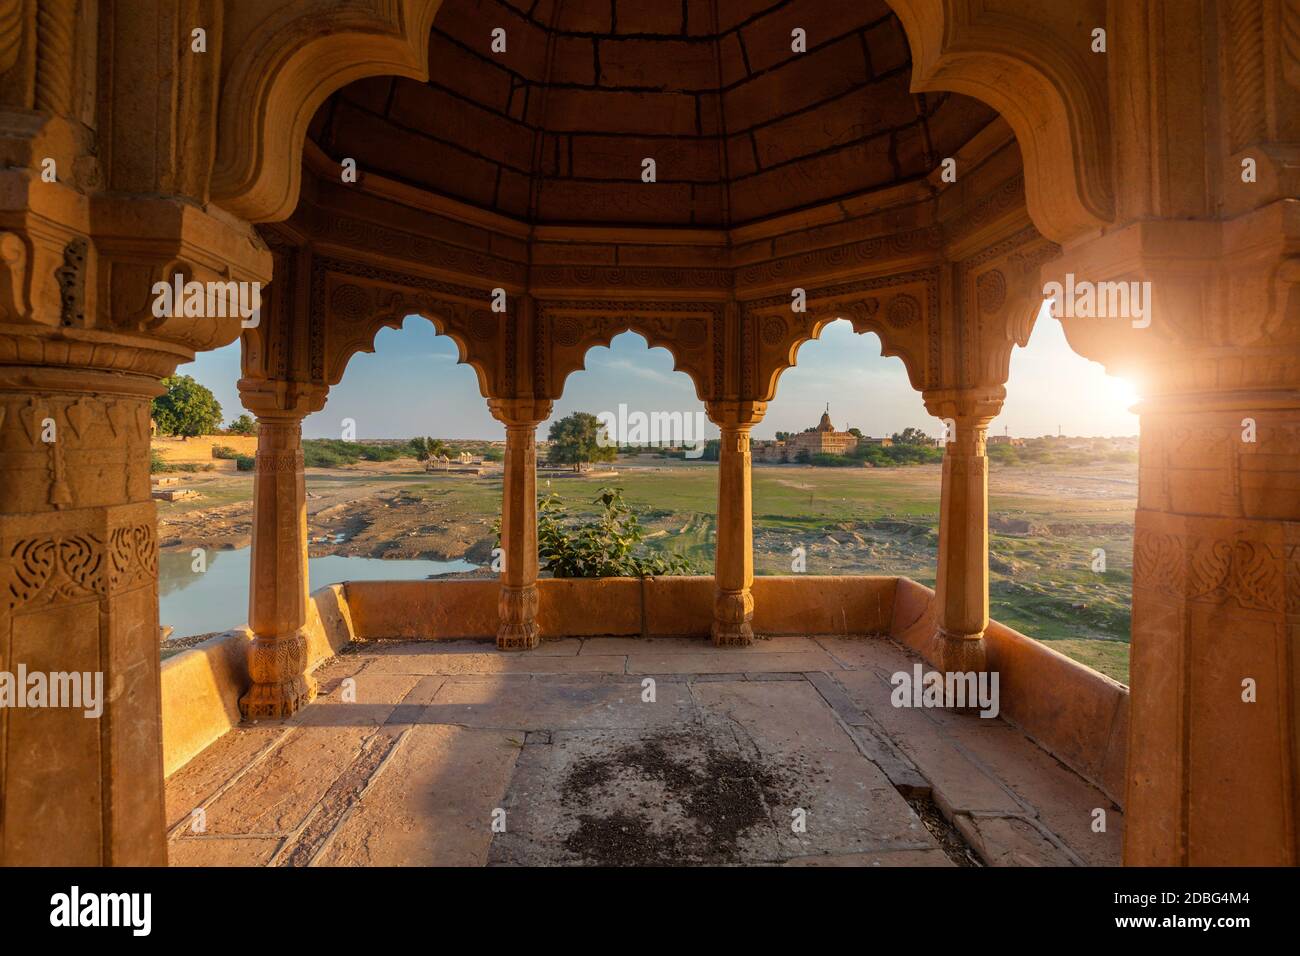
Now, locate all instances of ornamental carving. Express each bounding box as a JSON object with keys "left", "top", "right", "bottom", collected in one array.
[
  {"left": 1134, "top": 528, "right": 1285, "bottom": 613},
  {"left": 330, "top": 283, "right": 372, "bottom": 321},
  {"left": 976, "top": 270, "right": 1007, "bottom": 314},
  {"left": 3, "top": 524, "right": 158, "bottom": 611},
  {"left": 761, "top": 316, "right": 787, "bottom": 346},
  {"left": 886, "top": 294, "right": 920, "bottom": 328}
]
